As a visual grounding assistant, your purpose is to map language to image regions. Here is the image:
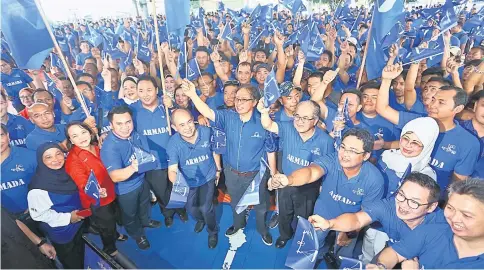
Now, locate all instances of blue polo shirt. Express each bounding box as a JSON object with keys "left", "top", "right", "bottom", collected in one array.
[
  {"left": 460, "top": 119, "right": 484, "bottom": 178},
  {"left": 363, "top": 197, "right": 446, "bottom": 244},
  {"left": 1, "top": 69, "right": 33, "bottom": 107},
  {"left": 25, "top": 124, "right": 66, "bottom": 151},
  {"left": 100, "top": 131, "right": 147, "bottom": 195},
  {"left": 213, "top": 109, "right": 270, "bottom": 172},
  {"left": 167, "top": 126, "right": 216, "bottom": 187},
  {"left": 391, "top": 223, "right": 484, "bottom": 269},
  {"left": 312, "top": 152, "right": 385, "bottom": 219},
  {"left": 273, "top": 109, "right": 294, "bottom": 123},
  {"left": 278, "top": 121, "right": 334, "bottom": 175},
  {"left": 398, "top": 113, "right": 480, "bottom": 196},
  {"left": 357, "top": 112, "right": 399, "bottom": 158},
  {"left": 5, "top": 113, "right": 34, "bottom": 148},
  {"left": 75, "top": 52, "right": 92, "bottom": 66},
  {"left": 1, "top": 146, "right": 37, "bottom": 214},
  {"left": 205, "top": 92, "right": 225, "bottom": 111},
  {"left": 130, "top": 100, "right": 171, "bottom": 169}
]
